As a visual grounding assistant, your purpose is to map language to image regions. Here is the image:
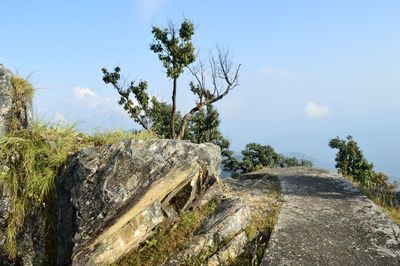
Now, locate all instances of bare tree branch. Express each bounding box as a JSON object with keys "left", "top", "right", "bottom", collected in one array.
[{"left": 176, "top": 47, "right": 241, "bottom": 139}]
